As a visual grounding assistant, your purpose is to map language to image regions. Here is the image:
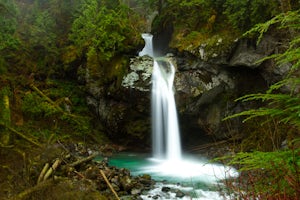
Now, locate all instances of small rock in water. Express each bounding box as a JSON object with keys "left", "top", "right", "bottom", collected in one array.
[
  {"left": 175, "top": 189, "right": 185, "bottom": 198},
  {"left": 152, "top": 194, "right": 161, "bottom": 199},
  {"left": 161, "top": 186, "right": 171, "bottom": 192}
]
